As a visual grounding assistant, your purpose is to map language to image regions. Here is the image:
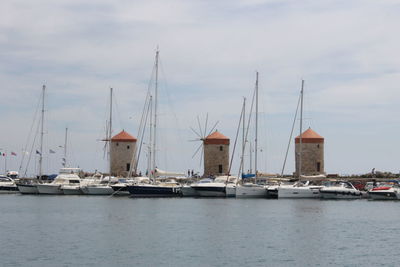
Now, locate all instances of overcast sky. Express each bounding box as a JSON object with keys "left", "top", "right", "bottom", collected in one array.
[{"left": 1, "top": 0, "right": 399, "bottom": 176}]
